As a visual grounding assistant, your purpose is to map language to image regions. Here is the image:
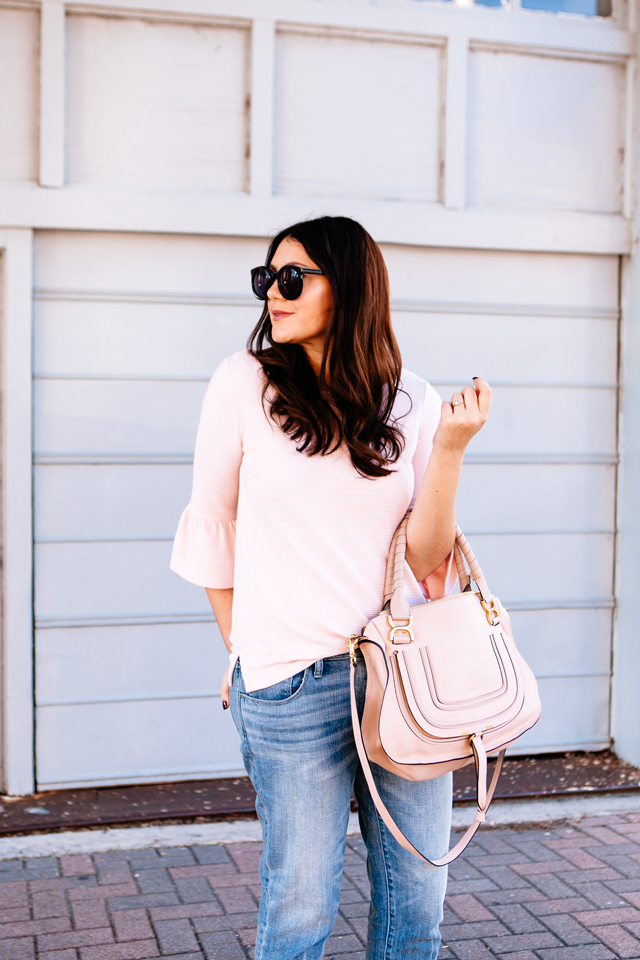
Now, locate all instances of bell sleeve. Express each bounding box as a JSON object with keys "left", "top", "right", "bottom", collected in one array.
[
  {"left": 170, "top": 357, "right": 242, "bottom": 588},
  {"left": 411, "top": 381, "right": 458, "bottom": 601}
]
